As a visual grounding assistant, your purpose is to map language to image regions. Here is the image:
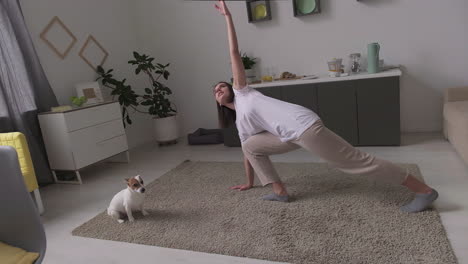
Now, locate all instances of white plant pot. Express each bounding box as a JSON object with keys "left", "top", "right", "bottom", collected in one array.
[
  {"left": 245, "top": 68, "right": 256, "bottom": 84},
  {"left": 153, "top": 115, "right": 178, "bottom": 143}
]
